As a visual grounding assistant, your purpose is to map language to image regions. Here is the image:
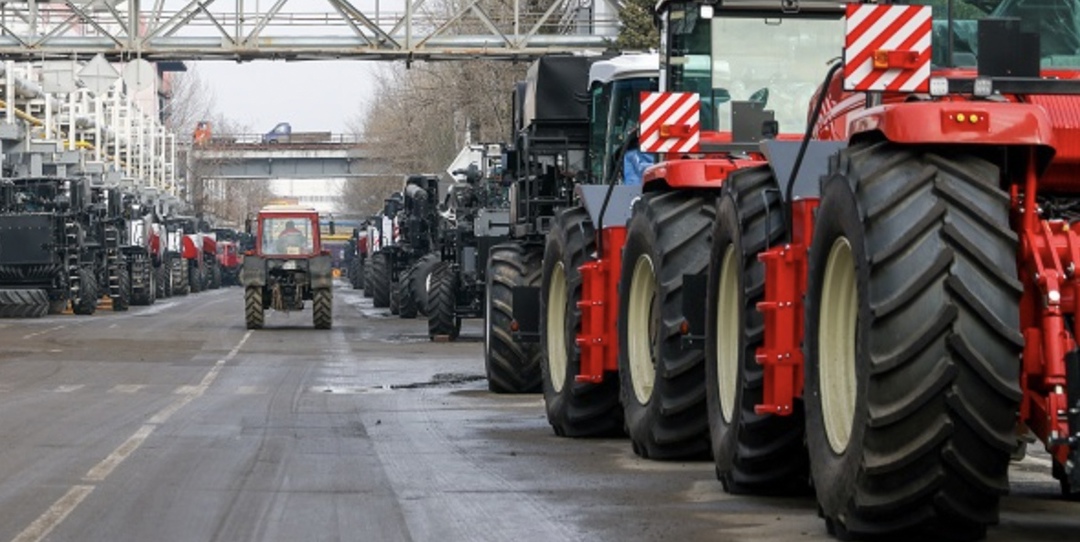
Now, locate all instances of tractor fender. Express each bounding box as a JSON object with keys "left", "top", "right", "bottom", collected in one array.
[
  {"left": 575, "top": 184, "right": 640, "bottom": 229},
  {"left": 181, "top": 234, "right": 200, "bottom": 260},
  {"left": 240, "top": 255, "right": 266, "bottom": 287},
  {"left": 848, "top": 101, "right": 1057, "bottom": 160},
  {"left": 759, "top": 140, "right": 847, "bottom": 201},
  {"left": 309, "top": 255, "right": 334, "bottom": 289},
  {"left": 642, "top": 157, "right": 763, "bottom": 191}
]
